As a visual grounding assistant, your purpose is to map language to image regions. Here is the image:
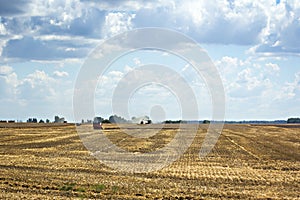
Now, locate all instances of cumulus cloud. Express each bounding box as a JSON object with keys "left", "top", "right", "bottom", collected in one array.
[
  {"left": 0, "top": 21, "right": 8, "bottom": 36},
  {"left": 0, "top": 0, "right": 299, "bottom": 62},
  {"left": 102, "top": 12, "right": 135, "bottom": 37},
  {"left": 265, "top": 62, "right": 280, "bottom": 74},
  {"left": 216, "top": 56, "right": 240, "bottom": 76},
  {"left": 276, "top": 72, "right": 300, "bottom": 100},
  {"left": 213, "top": 53, "right": 300, "bottom": 119},
  {"left": 250, "top": 0, "right": 300, "bottom": 56},
  {"left": 132, "top": 0, "right": 300, "bottom": 54},
  {"left": 0, "top": 65, "right": 13, "bottom": 75},
  {"left": 53, "top": 70, "right": 69, "bottom": 77},
  {"left": 27, "top": 70, "right": 51, "bottom": 82},
  {"left": 0, "top": 65, "right": 76, "bottom": 119},
  {"left": 0, "top": 66, "right": 71, "bottom": 106},
  {"left": 215, "top": 56, "right": 279, "bottom": 100},
  {"left": 132, "top": 1, "right": 266, "bottom": 45},
  {"left": 0, "top": 65, "right": 18, "bottom": 99},
  {"left": 0, "top": 0, "right": 105, "bottom": 61}
]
